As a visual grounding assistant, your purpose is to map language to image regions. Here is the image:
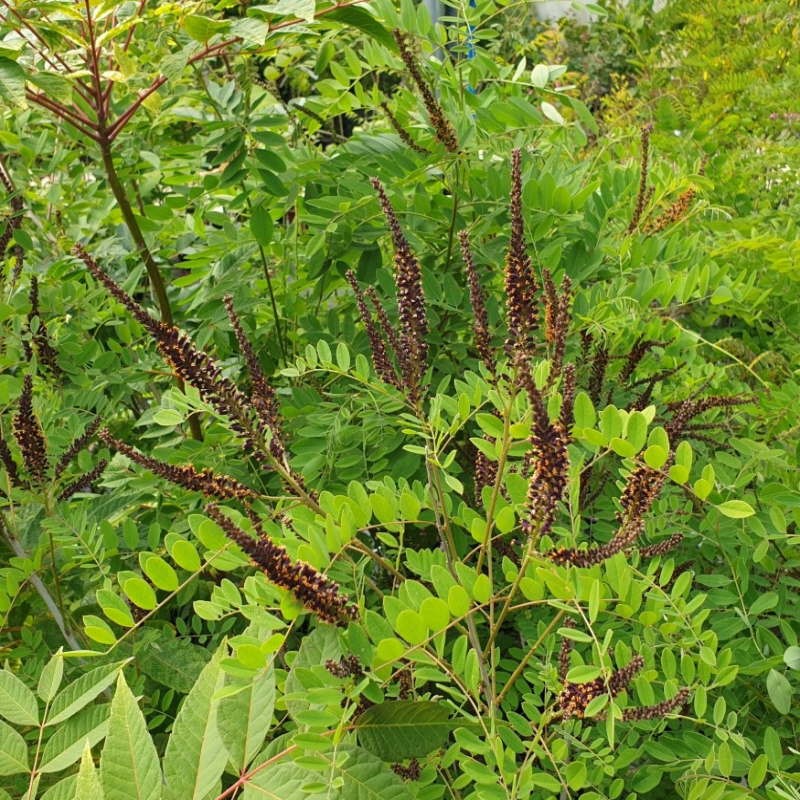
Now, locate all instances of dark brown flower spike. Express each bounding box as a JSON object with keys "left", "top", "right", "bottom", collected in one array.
[
  {"left": 371, "top": 179, "right": 428, "bottom": 403},
  {"left": 622, "top": 687, "right": 690, "bottom": 721},
  {"left": 643, "top": 188, "right": 696, "bottom": 234},
  {"left": 504, "top": 150, "right": 538, "bottom": 356},
  {"left": 223, "top": 295, "right": 285, "bottom": 458},
  {"left": 0, "top": 159, "right": 24, "bottom": 284},
  {"left": 459, "top": 230, "right": 495, "bottom": 375},
  {"left": 519, "top": 362, "right": 570, "bottom": 540},
  {"left": 101, "top": 430, "right": 257, "bottom": 502},
  {"left": 325, "top": 655, "right": 364, "bottom": 678},
  {"left": 392, "top": 30, "right": 459, "bottom": 153},
  {"left": 27, "top": 277, "right": 62, "bottom": 377},
  {"left": 346, "top": 270, "right": 401, "bottom": 388},
  {"left": 76, "top": 247, "right": 267, "bottom": 456},
  {"left": 627, "top": 123, "right": 653, "bottom": 233},
  {"left": 206, "top": 504, "right": 358, "bottom": 625},
  {"left": 588, "top": 342, "right": 609, "bottom": 404},
  {"left": 57, "top": 459, "right": 108, "bottom": 501},
  {"left": 380, "top": 100, "right": 429, "bottom": 155},
  {"left": 619, "top": 337, "right": 665, "bottom": 385},
  {"left": 559, "top": 364, "right": 577, "bottom": 431},
  {"left": 13, "top": 375, "right": 49, "bottom": 484},
  {"left": 558, "top": 618, "right": 576, "bottom": 681},
  {"left": 0, "top": 433, "right": 26, "bottom": 489},
  {"left": 392, "top": 759, "right": 421, "bottom": 781},
  {"left": 557, "top": 655, "right": 644, "bottom": 719},
  {"left": 54, "top": 416, "right": 101, "bottom": 479},
  {"left": 366, "top": 286, "right": 404, "bottom": 363},
  {"left": 639, "top": 533, "right": 683, "bottom": 560}
]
